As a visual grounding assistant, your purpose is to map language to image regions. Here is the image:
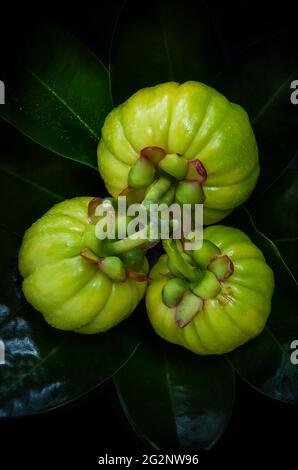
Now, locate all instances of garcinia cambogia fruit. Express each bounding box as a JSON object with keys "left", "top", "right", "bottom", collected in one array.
[
  {"left": 146, "top": 226, "right": 274, "bottom": 355},
  {"left": 98, "top": 81, "right": 259, "bottom": 224},
  {"left": 19, "top": 197, "right": 149, "bottom": 333}
]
